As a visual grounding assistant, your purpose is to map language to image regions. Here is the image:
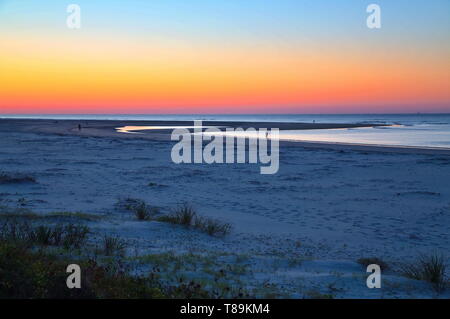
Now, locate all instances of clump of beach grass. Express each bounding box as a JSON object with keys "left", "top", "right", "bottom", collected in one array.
[
  {"left": 33, "top": 225, "right": 59, "bottom": 246},
  {"left": 194, "top": 216, "right": 232, "bottom": 237},
  {"left": 157, "top": 204, "right": 232, "bottom": 237},
  {"left": 59, "top": 224, "right": 90, "bottom": 249},
  {"left": 172, "top": 203, "right": 197, "bottom": 226},
  {"left": 0, "top": 219, "right": 89, "bottom": 249},
  {"left": 401, "top": 253, "right": 447, "bottom": 292},
  {"left": 132, "top": 202, "right": 155, "bottom": 221},
  {"left": 101, "top": 235, "right": 127, "bottom": 256},
  {"left": 0, "top": 219, "right": 34, "bottom": 243},
  {"left": 115, "top": 197, "right": 159, "bottom": 221},
  {"left": 157, "top": 203, "right": 196, "bottom": 226}
]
